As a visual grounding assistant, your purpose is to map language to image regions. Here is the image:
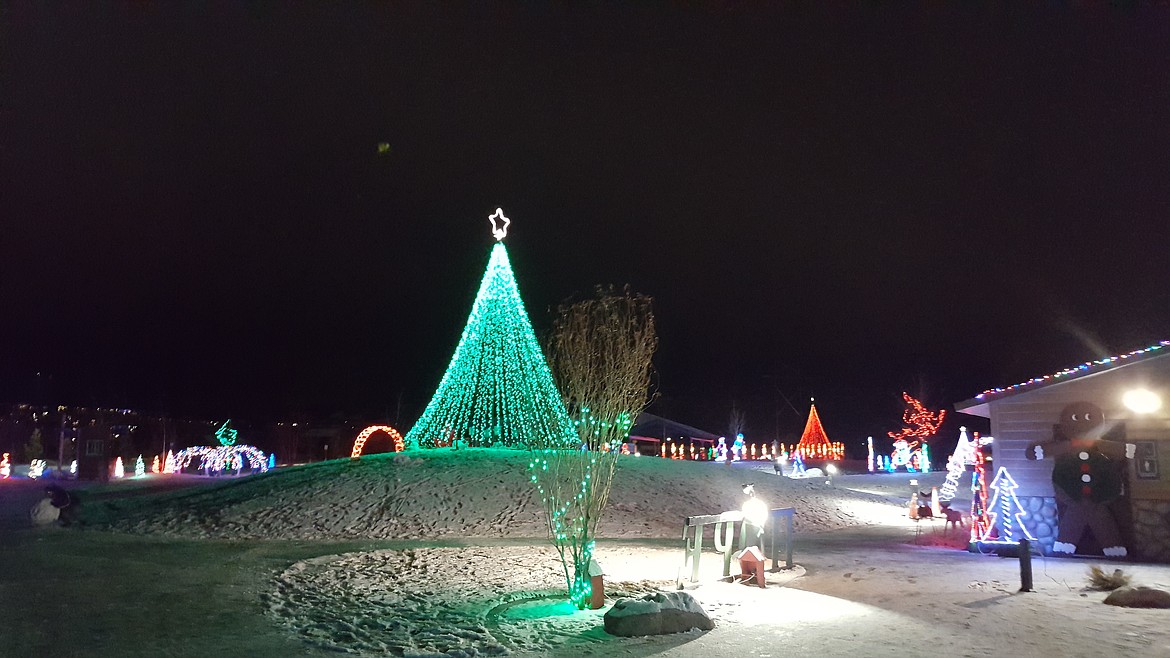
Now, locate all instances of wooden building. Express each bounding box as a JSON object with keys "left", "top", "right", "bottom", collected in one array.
[{"left": 956, "top": 340, "right": 1170, "bottom": 560}]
